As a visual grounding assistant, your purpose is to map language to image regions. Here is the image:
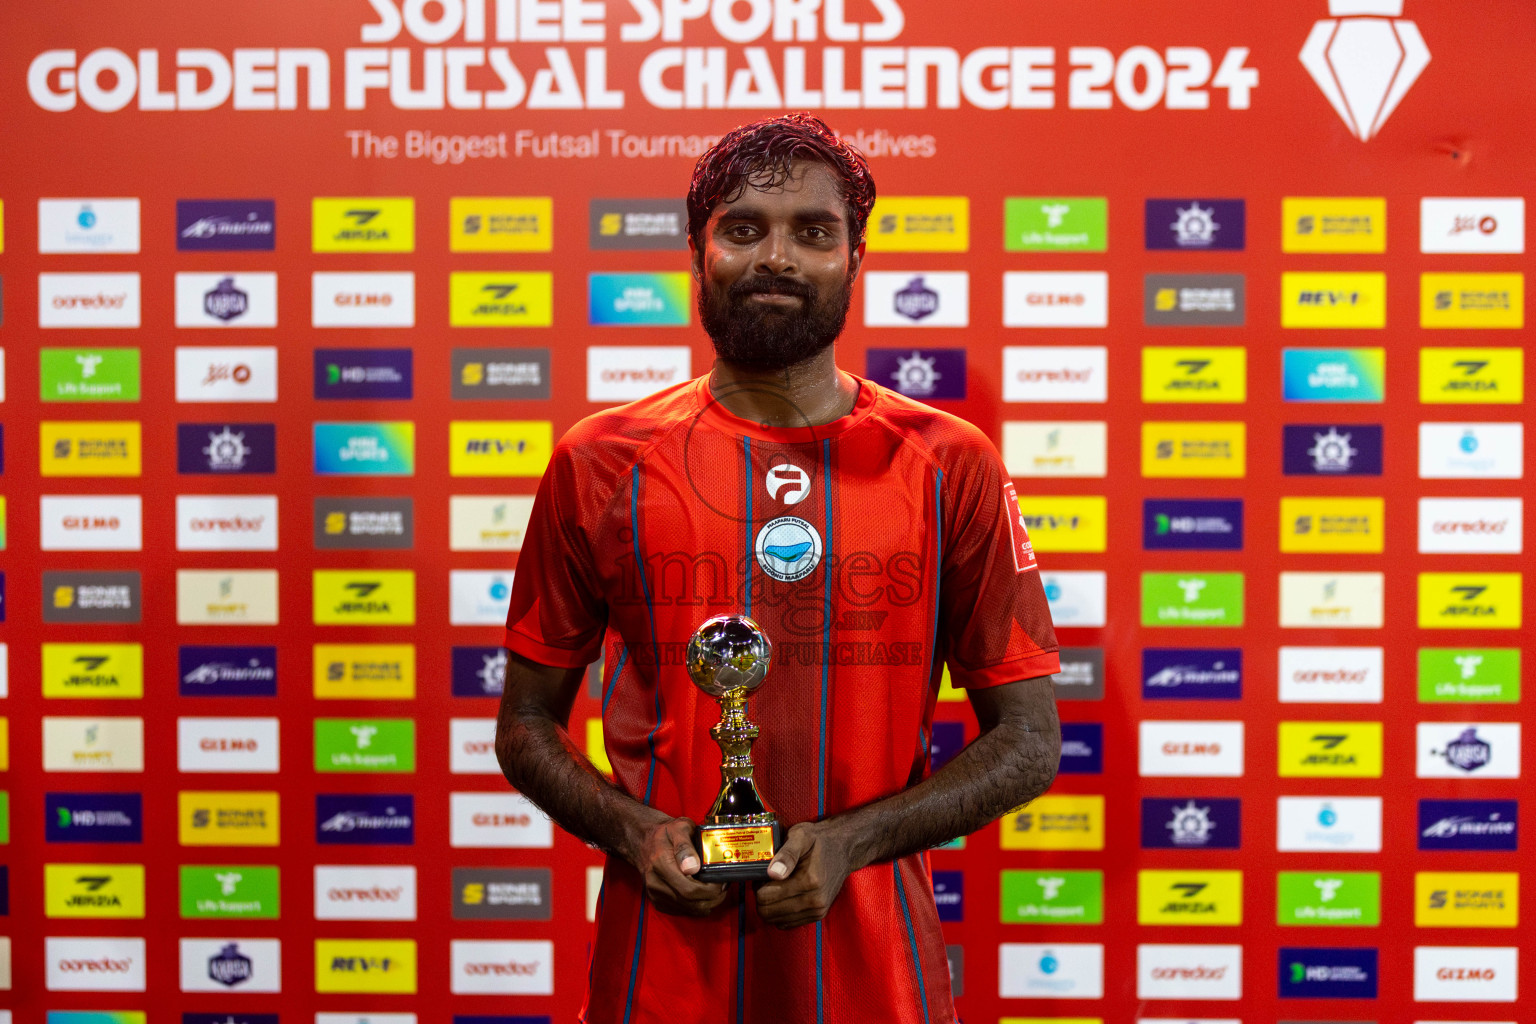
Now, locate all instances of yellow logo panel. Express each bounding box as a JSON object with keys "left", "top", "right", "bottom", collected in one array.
[
  {"left": 39, "top": 421, "right": 142, "bottom": 477},
  {"left": 937, "top": 665, "right": 964, "bottom": 703},
  {"left": 1017, "top": 496, "right": 1107, "bottom": 553},
  {"left": 312, "top": 197, "right": 414, "bottom": 252},
  {"left": 315, "top": 939, "right": 418, "bottom": 994},
  {"left": 866, "top": 197, "right": 969, "bottom": 252},
  {"left": 179, "top": 791, "right": 280, "bottom": 846},
  {"left": 1418, "top": 572, "right": 1522, "bottom": 629},
  {"left": 1142, "top": 347, "right": 1247, "bottom": 403},
  {"left": 313, "top": 570, "right": 416, "bottom": 626},
  {"left": 586, "top": 718, "right": 612, "bottom": 776},
  {"left": 1141, "top": 422, "right": 1246, "bottom": 478},
  {"left": 1421, "top": 273, "right": 1524, "bottom": 329},
  {"left": 0, "top": 717, "right": 8, "bottom": 771},
  {"left": 449, "top": 272, "right": 554, "bottom": 327},
  {"left": 1000, "top": 795, "right": 1104, "bottom": 851},
  {"left": 449, "top": 421, "right": 555, "bottom": 477},
  {"left": 1137, "top": 869, "right": 1243, "bottom": 925},
  {"left": 1281, "top": 272, "right": 1387, "bottom": 328},
  {"left": 45, "top": 863, "right": 146, "bottom": 918},
  {"left": 450, "top": 197, "right": 552, "bottom": 252},
  {"left": 1415, "top": 872, "right": 1519, "bottom": 928},
  {"left": 1278, "top": 721, "right": 1384, "bottom": 778},
  {"left": 1279, "top": 497, "right": 1384, "bottom": 554},
  {"left": 42, "top": 643, "right": 144, "bottom": 699},
  {"left": 1282, "top": 197, "right": 1386, "bottom": 253},
  {"left": 1420, "top": 347, "right": 1524, "bottom": 404},
  {"left": 313, "top": 644, "right": 416, "bottom": 699}
]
